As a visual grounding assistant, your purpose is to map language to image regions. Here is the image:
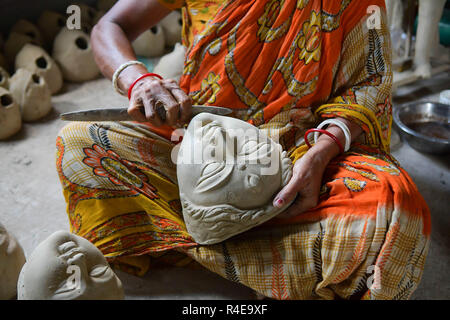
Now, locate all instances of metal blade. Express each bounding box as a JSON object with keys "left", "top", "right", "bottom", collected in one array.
[{"left": 60, "top": 105, "right": 232, "bottom": 121}]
